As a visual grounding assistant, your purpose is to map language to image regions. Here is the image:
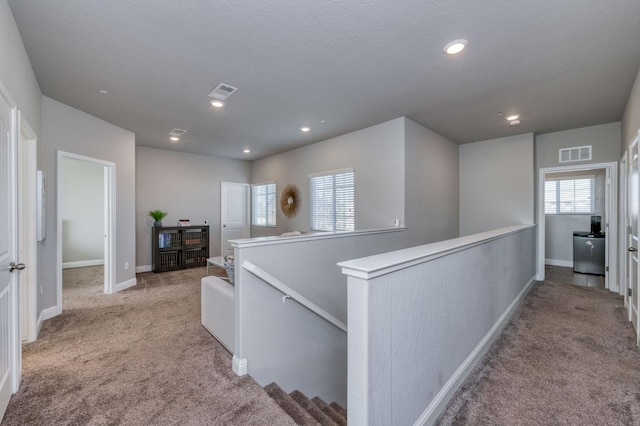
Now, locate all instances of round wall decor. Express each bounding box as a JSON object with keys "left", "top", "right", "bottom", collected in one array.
[{"left": 281, "top": 184, "right": 301, "bottom": 217}]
